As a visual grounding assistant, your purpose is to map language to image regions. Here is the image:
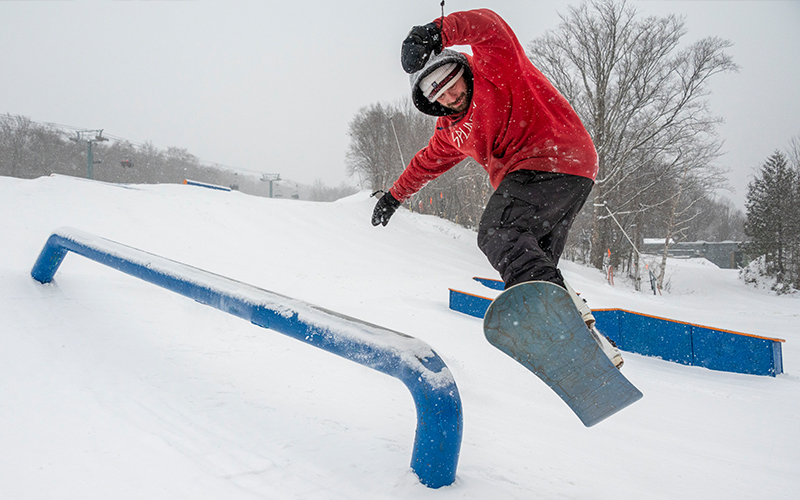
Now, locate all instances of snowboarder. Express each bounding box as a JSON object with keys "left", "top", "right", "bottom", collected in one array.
[{"left": 371, "top": 8, "right": 623, "bottom": 368}]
